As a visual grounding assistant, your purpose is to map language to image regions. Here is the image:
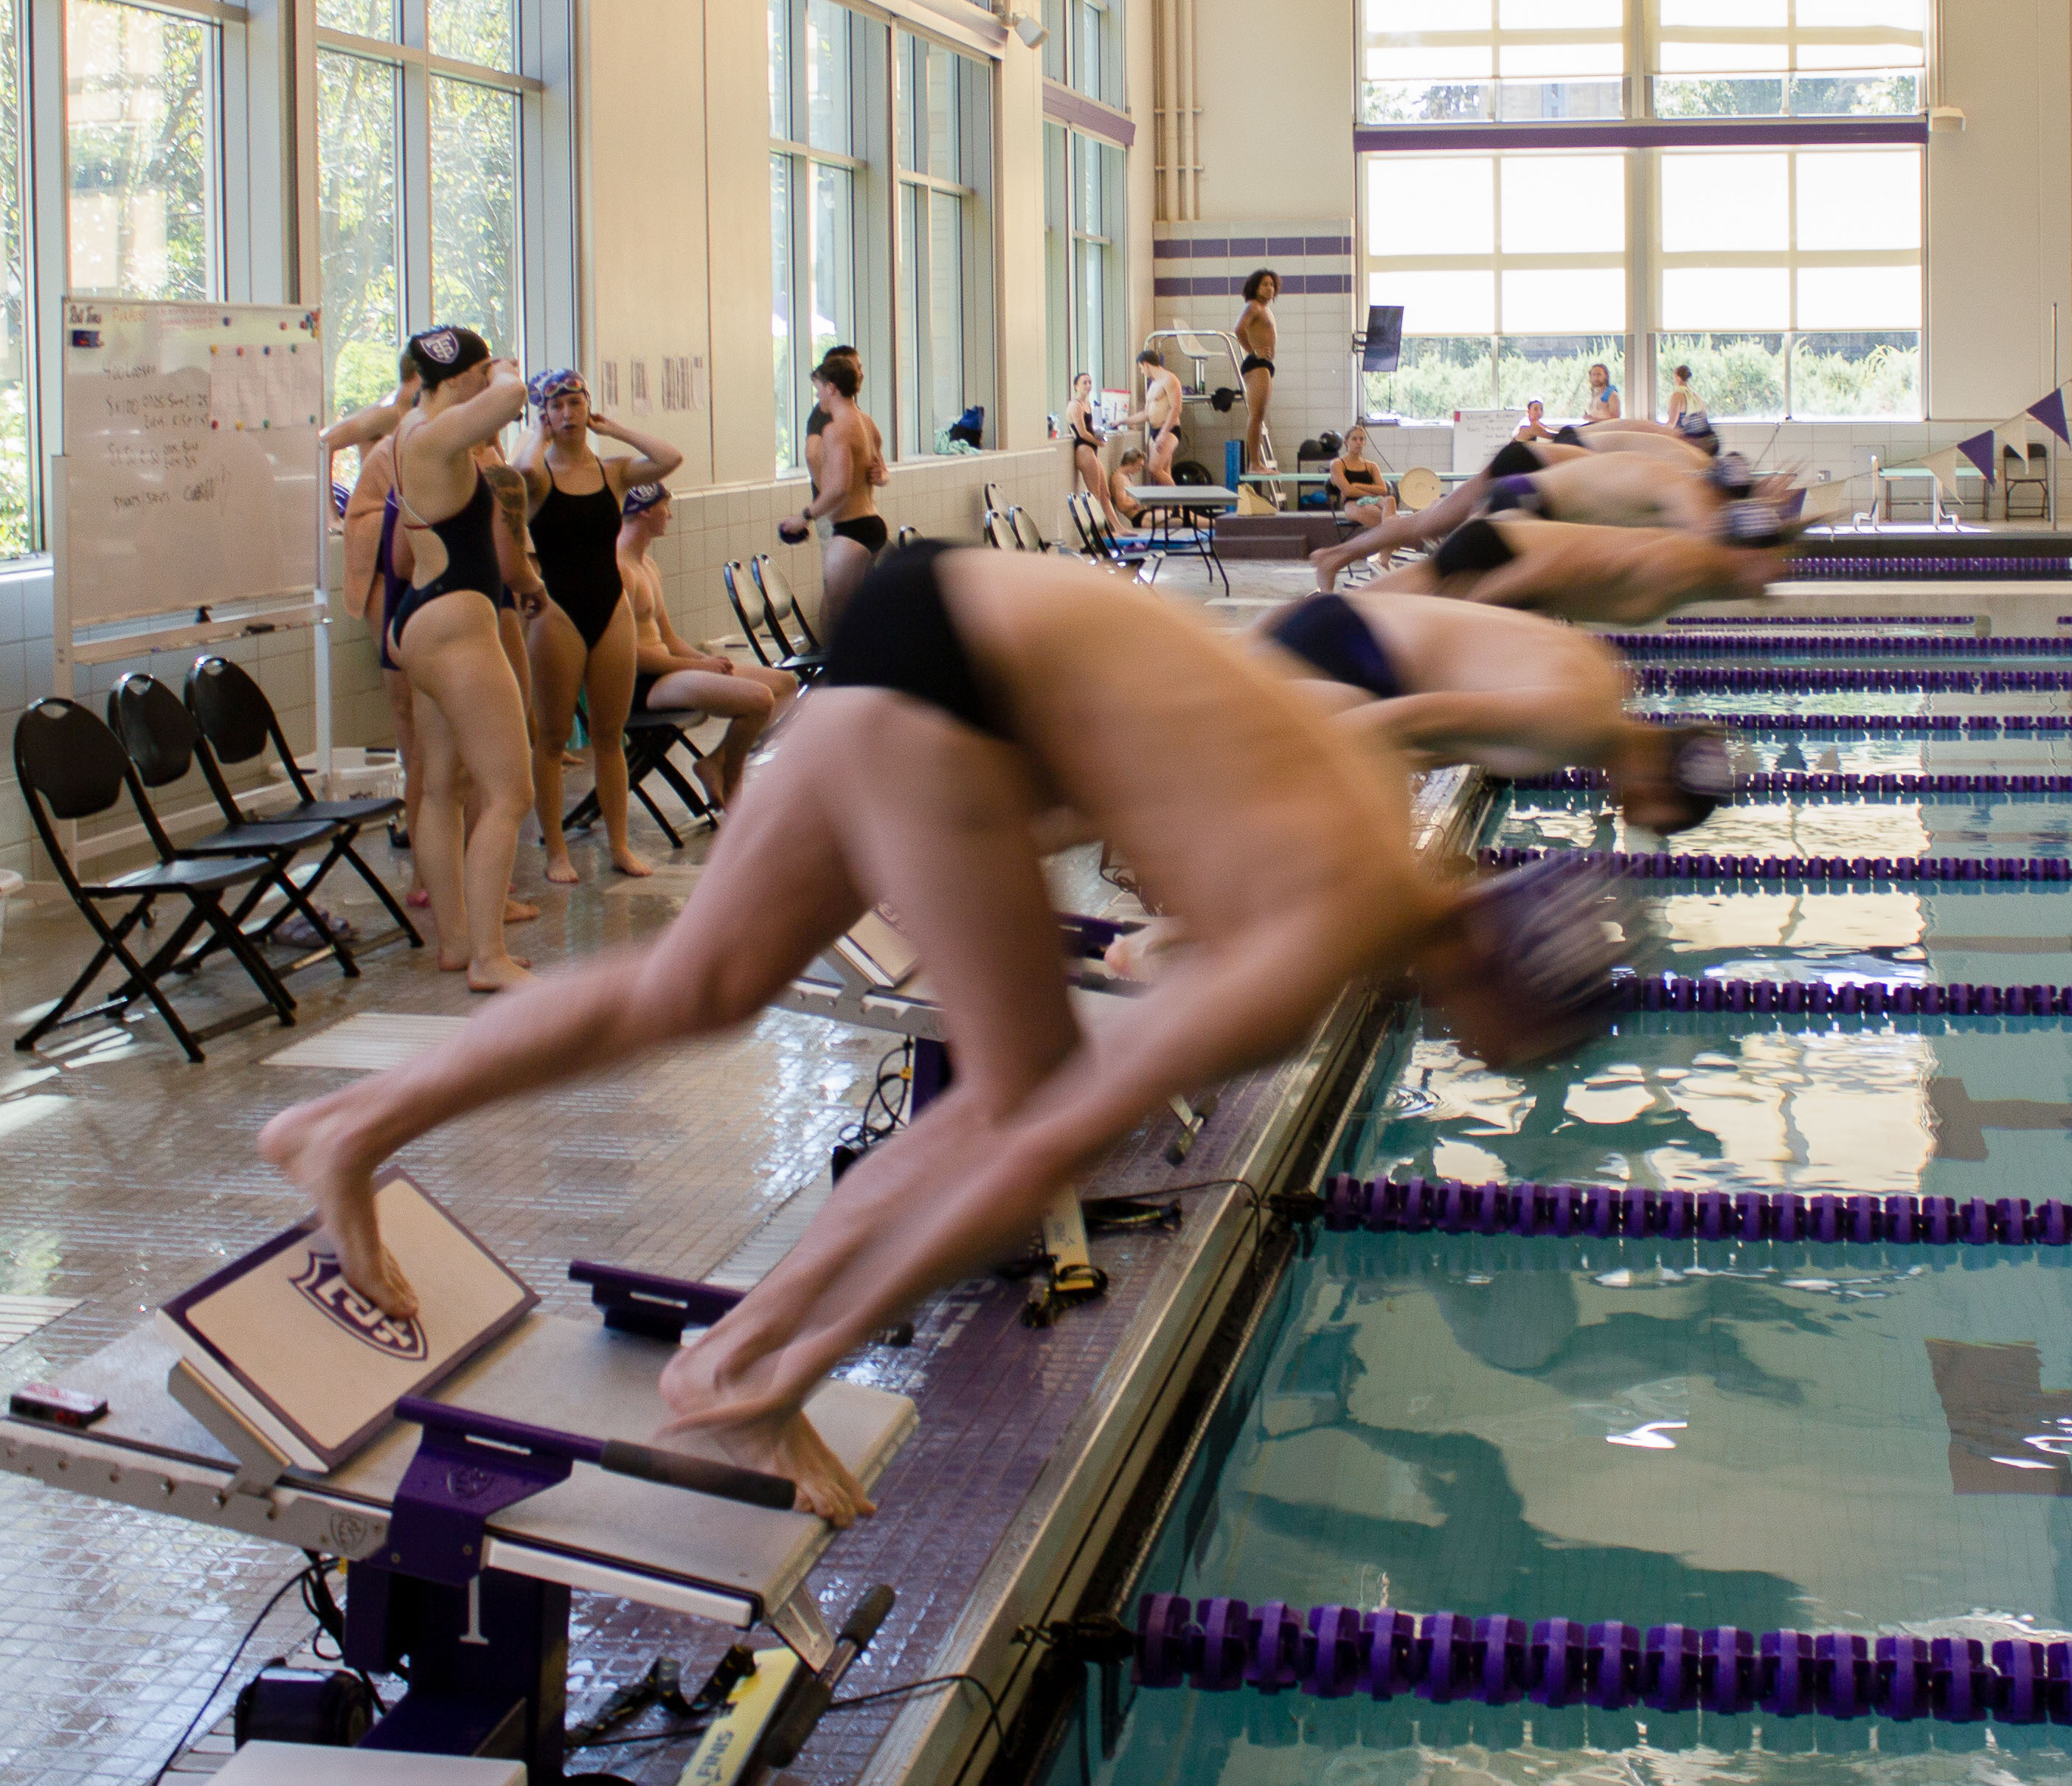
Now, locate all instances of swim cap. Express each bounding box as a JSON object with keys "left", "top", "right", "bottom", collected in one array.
[
  {"left": 1452, "top": 856, "right": 1652, "bottom": 1067},
  {"left": 1722, "top": 499, "right": 1794, "bottom": 549},
  {"left": 1707, "top": 452, "right": 1756, "bottom": 499},
  {"left": 406, "top": 325, "right": 490, "bottom": 387},
  {"left": 1660, "top": 722, "right": 1733, "bottom": 832},
  {"left": 623, "top": 482, "right": 669, "bottom": 516},
  {"left": 332, "top": 480, "right": 352, "bottom": 519},
  {"left": 528, "top": 367, "right": 587, "bottom": 409},
  {"left": 1484, "top": 473, "right": 1544, "bottom": 516}
]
